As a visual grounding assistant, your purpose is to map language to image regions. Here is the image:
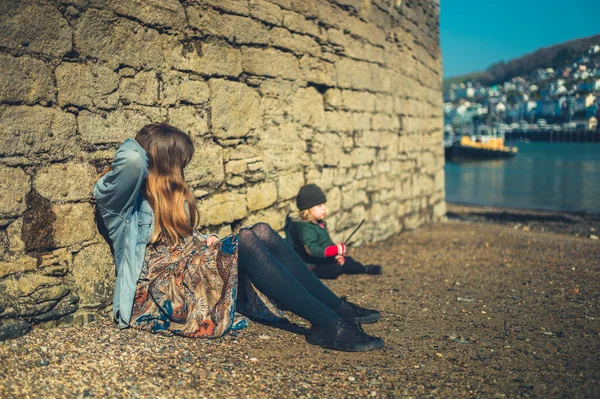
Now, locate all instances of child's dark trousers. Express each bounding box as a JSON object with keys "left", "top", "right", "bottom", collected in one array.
[{"left": 310, "top": 256, "right": 366, "bottom": 279}]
